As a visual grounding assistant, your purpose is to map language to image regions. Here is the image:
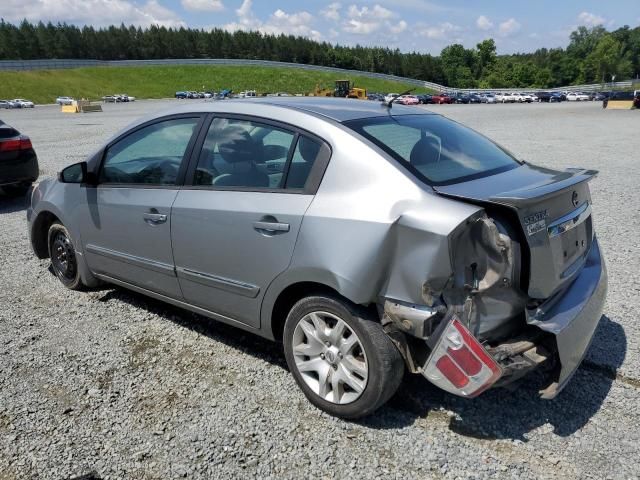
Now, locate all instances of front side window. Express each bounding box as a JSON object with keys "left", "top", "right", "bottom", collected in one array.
[
  {"left": 345, "top": 114, "right": 520, "bottom": 185},
  {"left": 193, "top": 117, "right": 295, "bottom": 189},
  {"left": 100, "top": 117, "right": 199, "bottom": 185}
]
